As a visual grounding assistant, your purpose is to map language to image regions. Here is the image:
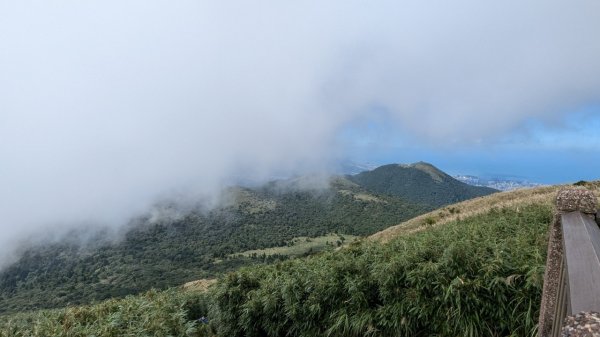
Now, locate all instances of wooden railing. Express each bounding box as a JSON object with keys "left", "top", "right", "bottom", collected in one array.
[{"left": 538, "top": 189, "right": 600, "bottom": 337}]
